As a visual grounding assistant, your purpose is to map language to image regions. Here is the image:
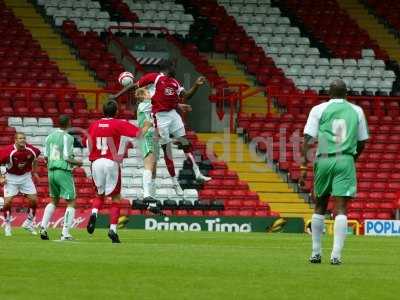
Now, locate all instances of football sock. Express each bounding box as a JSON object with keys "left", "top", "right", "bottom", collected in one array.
[
  {"left": 62, "top": 206, "right": 75, "bottom": 236},
  {"left": 110, "top": 224, "right": 117, "bottom": 233},
  {"left": 3, "top": 202, "right": 11, "bottom": 222},
  {"left": 162, "top": 144, "right": 176, "bottom": 177},
  {"left": 143, "top": 169, "right": 152, "bottom": 198},
  {"left": 41, "top": 203, "right": 56, "bottom": 229},
  {"left": 3, "top": 205, "right": 11, "bottom": 223},
  {"left": 185, "top": 152, "right": 201, "bottom": 178},
  {"left": 172, "top": 176, "right": 180, "bottom": 186},
  {"left": 110, "top": 202, "right": 120, "bottom": 233},
  {"left": 27, "top": 201, "right": 37, "bottom": 221},
  {"left": 311, "top": 213, "right": 325, "bottom": 256},
  {"left": 150, "top": 179, "right": 156, "bottom": 197},
  {"left": 331, "top": 214, "right": 348, "bottom": 260},
  {"left": 91, "top": 197, "right": 103, "bottom": 216}
]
